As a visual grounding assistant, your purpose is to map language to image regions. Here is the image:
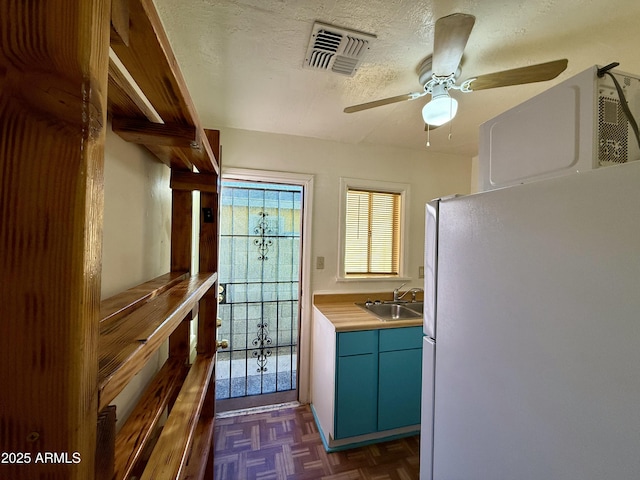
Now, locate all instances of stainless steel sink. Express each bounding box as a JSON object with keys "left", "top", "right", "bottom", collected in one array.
[
  {"left": 355, "top": 301, "right": 423, "bottom": 321},
  {"left": 402, "top": 302, "right": 423, "bottom": 315}
]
